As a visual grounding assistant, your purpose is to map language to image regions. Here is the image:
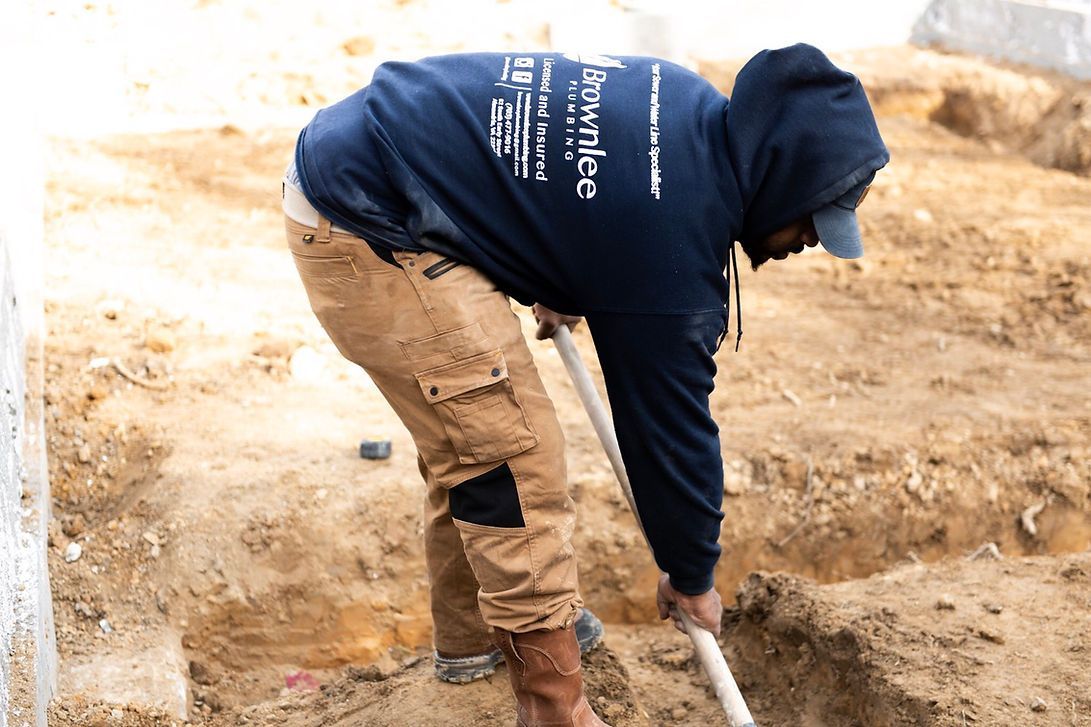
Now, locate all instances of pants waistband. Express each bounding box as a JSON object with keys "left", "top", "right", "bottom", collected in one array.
[{"left": 282, "top": 183, "right": 351, "bottom": 235}]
